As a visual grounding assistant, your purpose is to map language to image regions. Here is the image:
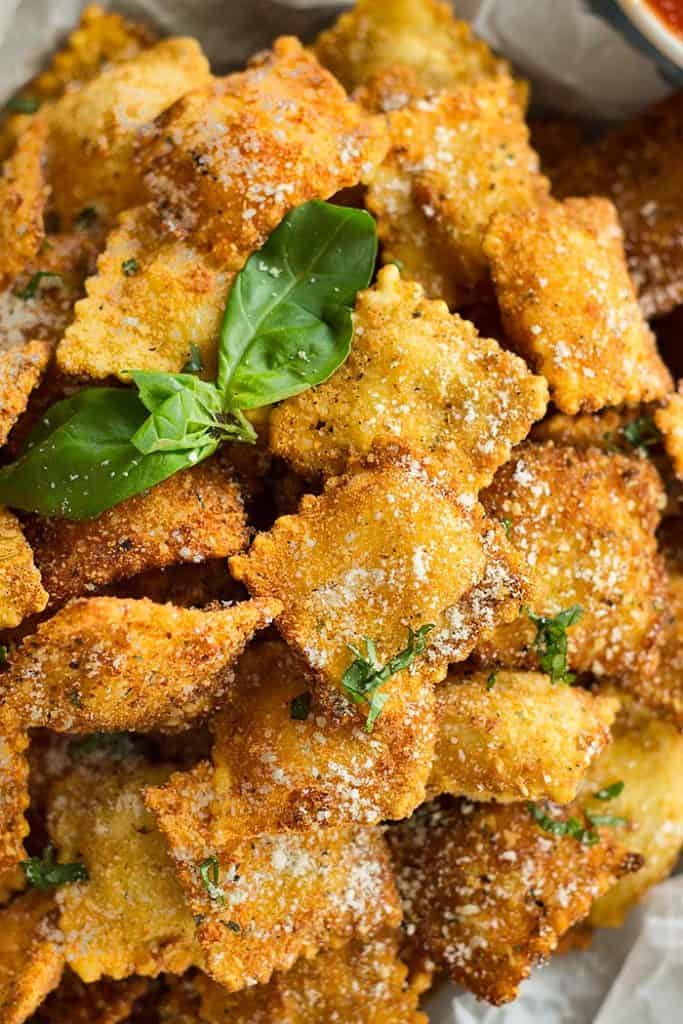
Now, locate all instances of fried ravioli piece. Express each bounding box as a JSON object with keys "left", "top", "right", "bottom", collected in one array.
[
  {"left": 581, "top": 700, "right": 683, "bottom": 927},
  {"left": 7, "top": 595, "right": 279, "bottom": 733},
  {"left": 209, "top": 640, "right": 437, "bottom": 836},
  {"left": 314, "top": 0, "right": 510, "bottom": 95},
  {"left": 142, "top": 37, "right": 386, "bottom": 266},
  {"left": 0, "top": 506, "right": 47, "bottom": 628},
  {"left": 484, "top": 198, "right": 672, "bottom": 414},
  {"left": 44, "top": 38, "right": 209, "bottom": 228},
  {"left": 145, "top": 763, "right": 401, "bottom": 990},
  {"left": 0, "top": 890, "right": 63, "bottom": 1024},
  {"left": 429, "top": 670, "right": 619, "bottom": 805},
  {"left": 387, "top": 798, "right": 639, "bottom": 1005},
  {"left": 532, "top": 408, "right": 652, "bottom": 454},
  {"left": 270, "top": 266, "right": 548, "bottom": 491},
  {"left": 0, "top": 117, "right": 48, "bottom": 279},
  {"left": 655, "top": 382, "right": 683, "bottom": 480},
  {"left": 0, "top": 704, "right": 30, "bottom": 877},
  {"left": 231, "top": 453, "right": 527, "bottom": 694},
  {"left": 24, "top": 460, "right": 248, "bottom": 608},
  {"left": 477, "top": 443, "right": 666, "bottom": 679},
  {"left": 0, "top": 340, "right": 51, "bottom": 447},
  {"left": 48, "top": 758, "right": 201, "bottom": 981},
  {"left": 553, "top": 93, "right": 683, "bottom": 319},
  {"left": 365, "top": 77, "right": 548, "bottom": 307},
  {"left": 31, "top": 971, "right": 148, "bottom": 1024},
  {"left": 195, "top": 932, "right": 427, "bottom": 1024}
]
